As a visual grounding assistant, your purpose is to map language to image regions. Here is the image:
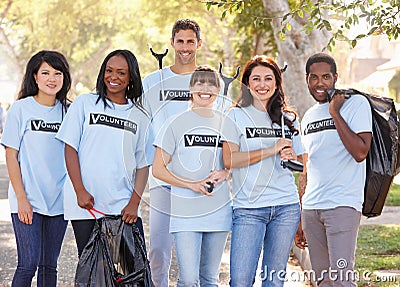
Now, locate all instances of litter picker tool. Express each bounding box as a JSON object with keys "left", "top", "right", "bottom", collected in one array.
[
  {"left": 148, "top": 44, "right": 168, "bottom": 102},
  {"left": 280, "top": 114, "right": 304, "bottom": 172},
  {"left": 206, "top": 63, "right": 240, "bottom": 192}
]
